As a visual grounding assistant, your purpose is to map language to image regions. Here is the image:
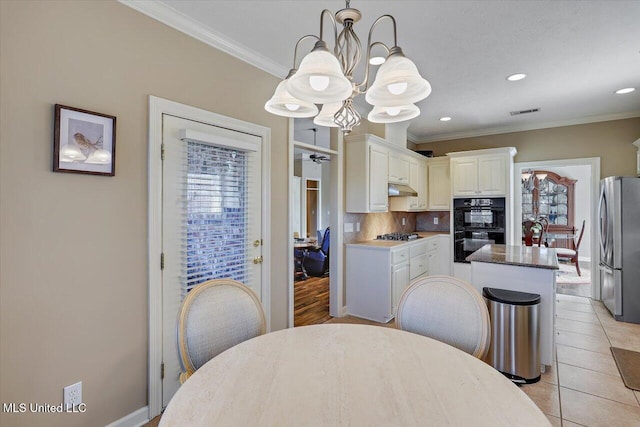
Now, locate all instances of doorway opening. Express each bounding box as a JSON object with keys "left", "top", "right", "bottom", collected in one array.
[
  {"left": 289, "top": 121, "right": 343, "bottom": 327},
  {"left": 514, "top": 158, "right": 600, "bottom": 300}
]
